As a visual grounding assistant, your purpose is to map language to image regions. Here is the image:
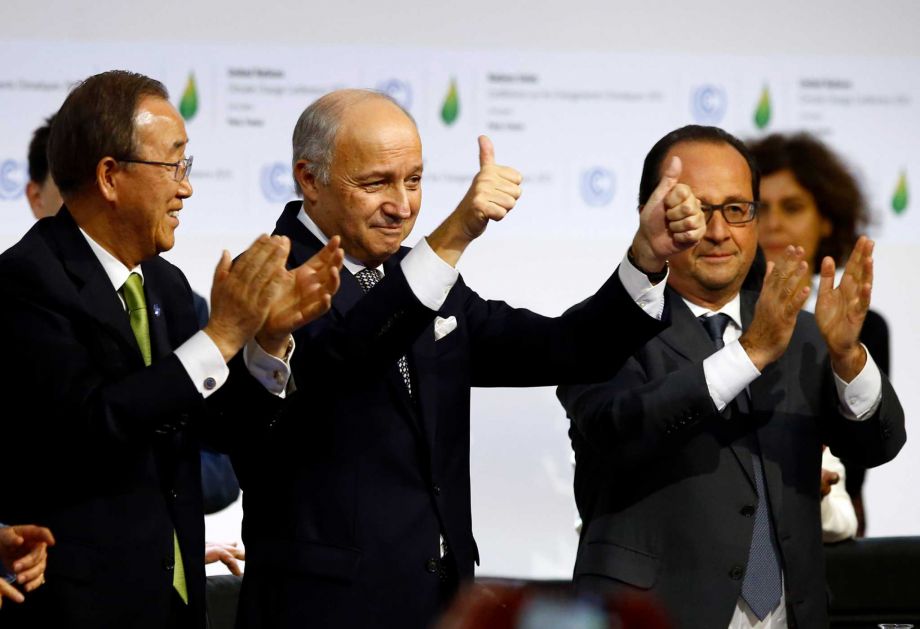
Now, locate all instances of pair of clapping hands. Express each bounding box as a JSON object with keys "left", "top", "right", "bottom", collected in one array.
[
  {"left": 0, "top": 525, "right": 54, "bottom": 608},
  {"left": 742, "top": 237, "right": 874, "bottom": 379},
  {"left": 202, "top": 234, "right": 345, "bottom": 361}
]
